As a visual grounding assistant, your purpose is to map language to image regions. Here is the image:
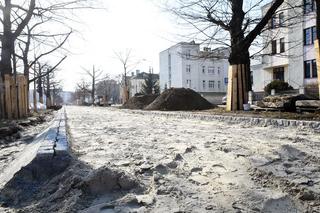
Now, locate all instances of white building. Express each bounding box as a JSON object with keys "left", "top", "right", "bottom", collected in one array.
[
  {"left": 129, "top": 70, "right": 159, "bottom": 97},
  {"left": 252, "top": 0, "right": 318, "bottom": 96},
  {"left": 159, "top": 41, "right": 229, "bottom": 103}
]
